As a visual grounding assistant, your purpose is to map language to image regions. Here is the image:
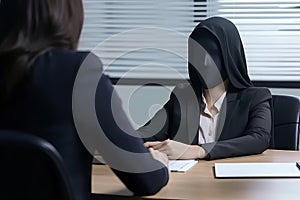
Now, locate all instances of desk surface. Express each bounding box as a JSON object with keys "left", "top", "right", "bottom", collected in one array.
[{"left": 92, "top": 150, "right": 300, "bottom": 200}]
